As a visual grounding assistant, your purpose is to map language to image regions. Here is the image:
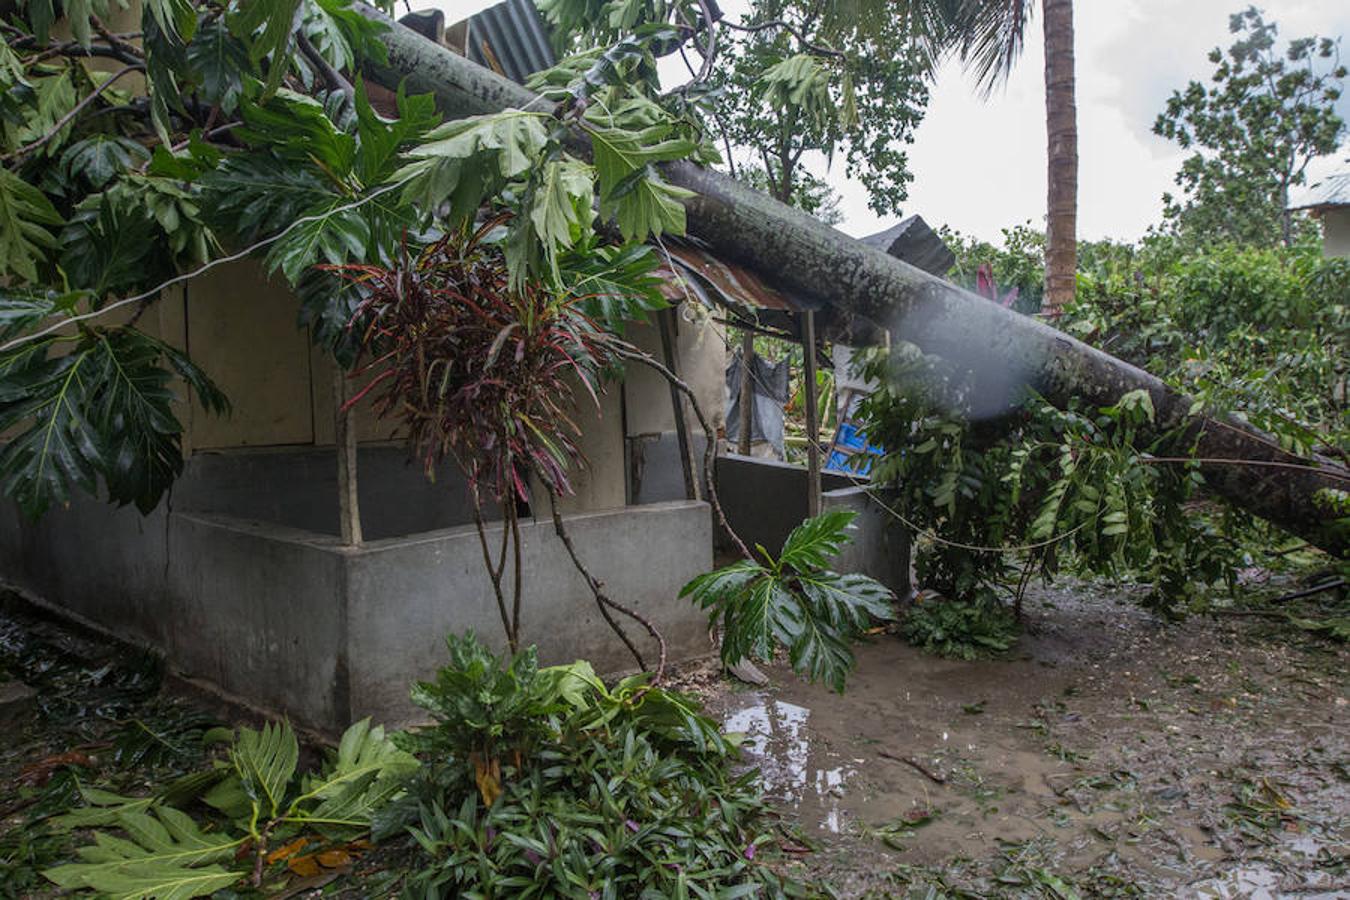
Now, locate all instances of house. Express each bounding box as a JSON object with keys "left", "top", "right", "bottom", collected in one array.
[
  {"left": 0, "top": 0, "right": 913, "bottom": 736},
  {"left": 1290, "top": 169, "right": 1350, "bottom": 258}
]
